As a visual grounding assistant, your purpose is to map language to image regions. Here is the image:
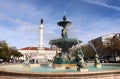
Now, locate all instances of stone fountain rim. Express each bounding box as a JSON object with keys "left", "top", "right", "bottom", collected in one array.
[
  {"left": 0, "top": 63, "right": 120, "bottom": 77},
  {"left": 0, "top": 69, "right": 120, "bottom": 77}
]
